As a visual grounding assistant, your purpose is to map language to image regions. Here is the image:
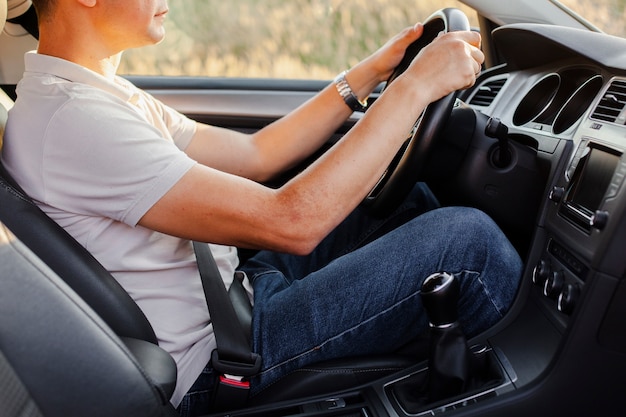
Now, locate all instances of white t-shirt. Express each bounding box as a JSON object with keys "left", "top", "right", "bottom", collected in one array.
[{"left": 2, "top": 52, "right": 252, "bottom": 406}]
